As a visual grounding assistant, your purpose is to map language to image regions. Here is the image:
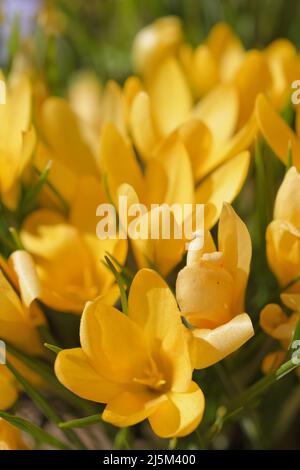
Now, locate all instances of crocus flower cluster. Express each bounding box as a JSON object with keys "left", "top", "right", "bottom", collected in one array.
[{"left": 0, "top": 13, "right": 300, "bottom": 450}]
